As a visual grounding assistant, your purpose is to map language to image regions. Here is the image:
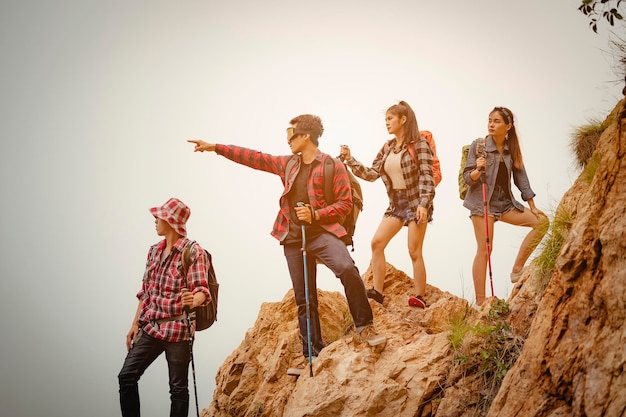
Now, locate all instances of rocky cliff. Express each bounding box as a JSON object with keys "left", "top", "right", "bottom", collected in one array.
[
  {"left": 486, "top": 102, "right": 626, "bottom": 417},
  {"left": 202, "top": 101, "right": 626, "bottom": 417}
]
